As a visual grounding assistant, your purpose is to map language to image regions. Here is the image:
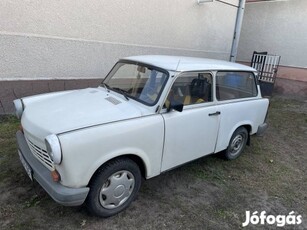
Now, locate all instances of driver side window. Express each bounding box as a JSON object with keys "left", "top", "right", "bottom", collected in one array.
[{"left": 165, "top": 72, "right": 213, "bottom": 109}]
